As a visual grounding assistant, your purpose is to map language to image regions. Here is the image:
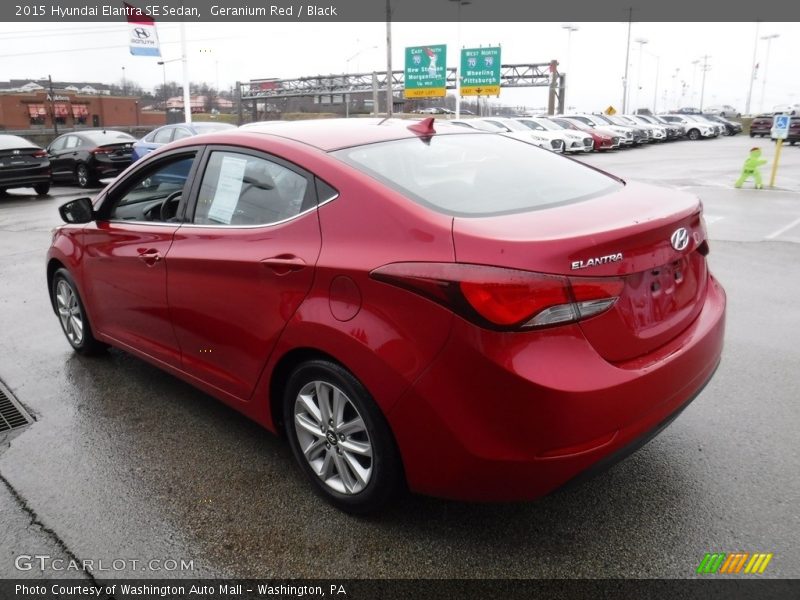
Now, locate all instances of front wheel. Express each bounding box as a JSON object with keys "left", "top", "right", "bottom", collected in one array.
[
  {"left": 52, "top": 268, "right": 107, "bottom": 355},
  {"left": 283, "top": 359, "right": 402, "bottom": 514},
  {"left": 687, "top": 129, "right": 700, "bottom": 141},
  {"left": 34, "top": 182, "right": 50, "bottom": 196}
]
